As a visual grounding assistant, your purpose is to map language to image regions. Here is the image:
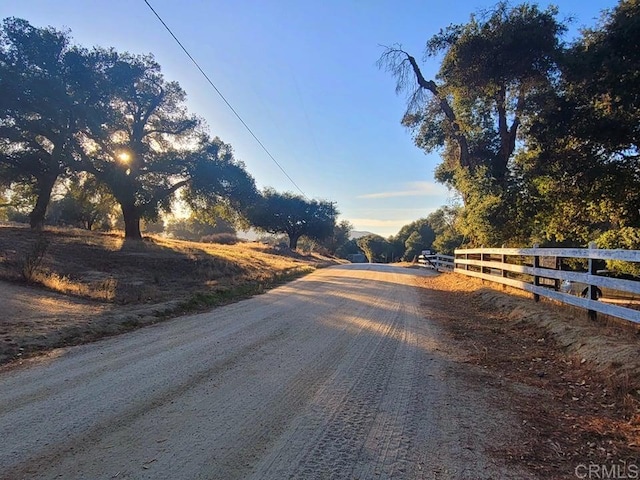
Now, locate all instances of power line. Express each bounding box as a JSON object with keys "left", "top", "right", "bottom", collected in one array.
[{"left": 143, "top": 0, "right": 308, "bottom": 199}]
